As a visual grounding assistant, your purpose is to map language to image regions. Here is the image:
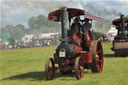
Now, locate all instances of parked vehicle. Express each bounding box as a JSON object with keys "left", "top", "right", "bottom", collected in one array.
[{"left": 111, "top": 15, "right": 128, "bottom": 56}]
